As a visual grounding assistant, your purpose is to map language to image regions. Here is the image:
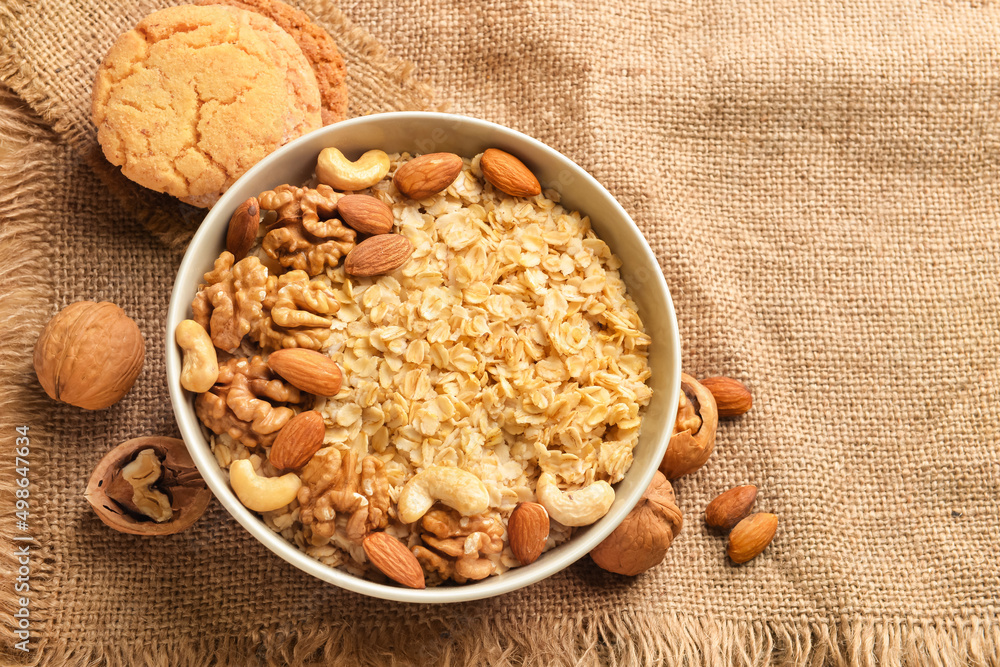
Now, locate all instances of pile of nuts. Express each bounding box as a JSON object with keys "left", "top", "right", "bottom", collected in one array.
[
  {"left": 178, "top": 145, "right": 663, "bottom": 587},
  {"left": 32, "top": 301, "right": 215, "bottom": 534},
  {"left": 705, "top": 485, "right": 778, "bottom": 564},
  {"left": 590, "top": 373, "right": 777, "bottom": 574}
]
